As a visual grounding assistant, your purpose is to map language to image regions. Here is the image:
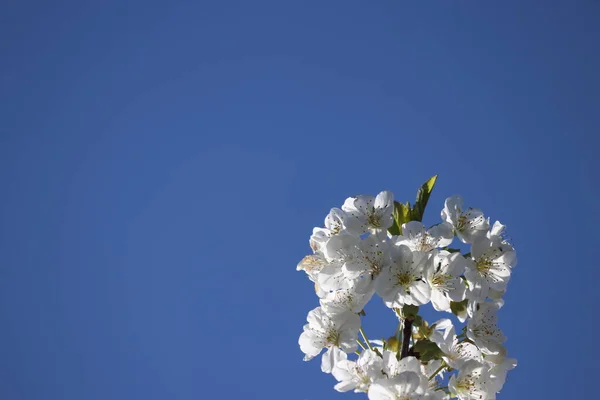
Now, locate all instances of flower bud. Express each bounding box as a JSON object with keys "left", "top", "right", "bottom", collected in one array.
[{"left": 386, "top": 336, "right": 400, "bottom": 352}]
